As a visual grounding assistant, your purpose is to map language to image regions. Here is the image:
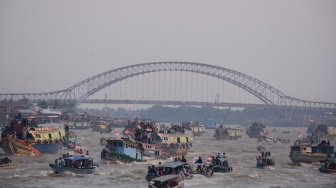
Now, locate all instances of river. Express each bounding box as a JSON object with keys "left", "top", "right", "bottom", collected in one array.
[{"left": 0, "top": 126, "right": 335, "bottom": 188}]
